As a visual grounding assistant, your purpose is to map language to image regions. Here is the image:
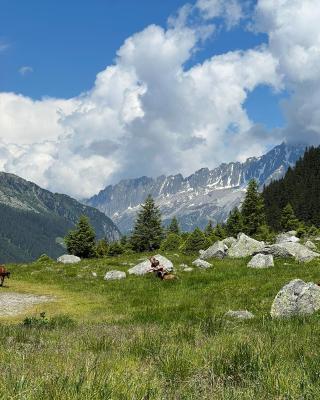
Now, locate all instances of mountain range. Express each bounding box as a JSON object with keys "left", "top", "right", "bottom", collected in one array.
[
  {"left": 86, "top": 143, "right": 306, "bottom": 233},
  {"left": 0, "top": 173, "right": 120, "bottom": 263}
]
